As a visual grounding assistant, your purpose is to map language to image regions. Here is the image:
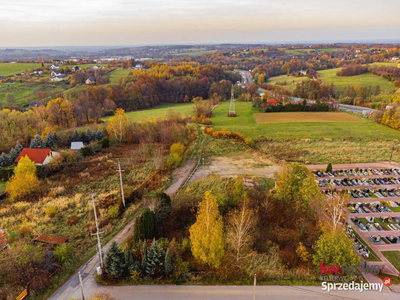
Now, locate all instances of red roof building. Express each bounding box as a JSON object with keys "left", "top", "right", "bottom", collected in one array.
[
  {"left": 267, "top": 98, "right": 279, "bottom": 106},
  {"left": 0, "top": 229, "right": 9, "bottom": 251},
  {"left": 15, "top": 148, "right": 59, "bottom": 165}
]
